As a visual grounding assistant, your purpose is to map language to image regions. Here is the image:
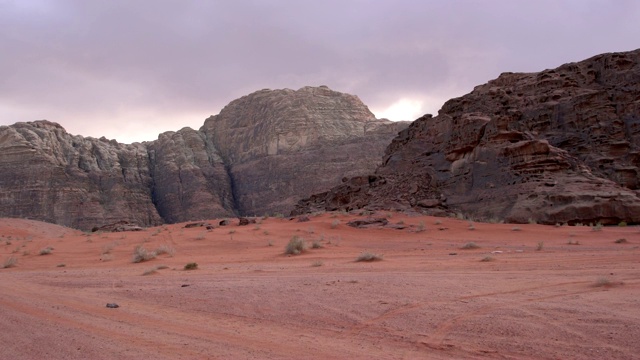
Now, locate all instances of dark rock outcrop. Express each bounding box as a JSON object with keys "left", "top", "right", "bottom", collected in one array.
[
  {"left": 0, "top": 87, "right": 407, "bottom": 230},
  {"left": 294, "top": 49, "right": 640, "bottom": 225}
]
